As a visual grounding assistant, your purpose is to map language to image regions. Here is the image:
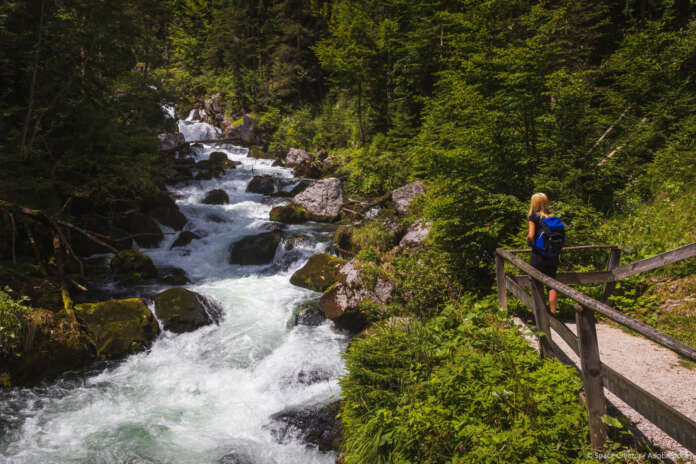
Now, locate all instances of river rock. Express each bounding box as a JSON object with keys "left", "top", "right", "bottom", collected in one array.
[
  {"left": 270, "top": 401, "right": 342, "bottom": 452},
  {"left": 158, "top": 132, "right": 185, "bottom": 153},
  {"left": 141, "top": 192, "right": 187, "bottom": 231},
  {"left": 117, "top": 212, "right": 164, "bottom": 248},
  {"left": 319, "top": 259, "right": 394, "bottom": 332},
  {"left": 295, "top": 306, "right": 326, "bottom": 327},
  {"left": 203, "top": 93, "right": 224, "bottom": 124},
  {"left": 228, "top": 231, "right": 283, "bottom": 265},
  {"left": 269, "top": 204, "right": 309, "bottom": 224},
  {"left": 392, "top": 181, "right": 426, "bottom": 214},
  {"left": 160, "top": 266, "right": 190, "bottom": 285},
  {"left": 223, "top": 114, "right": 258, "bottom": 145},
  {"left": 1, "top": 309, "right": 93, "bottom": 386},
  {"left": 246, "top": 175, "right": 276, "bottom": 194},
  {"left": 203, "top": 189, "right": 230, "bottom": 205},
  {"left": 153, "top": 288, "right": 222, "bottom": 333},
  {"left": 399, "top": 220, "right": 431, "bottom": 248},
  {"left": 110, "top": 249, "right": 158, "bottom": 281},
  {"left": 284, "top": 148, "right": 312, "bottom": 167},
  {"left": 290, "top": 253, "right": 346, "bottom": 292},
  {"left": 290, "top": 177, "right": 343, "bottom": 222},
  {"left": 171, "top": 230, "right": 200, "bottom": 249},
  {"left": 75, "top": 298, "right": 160, "bottom": 359}
]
